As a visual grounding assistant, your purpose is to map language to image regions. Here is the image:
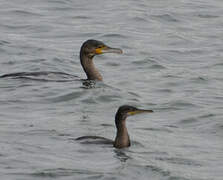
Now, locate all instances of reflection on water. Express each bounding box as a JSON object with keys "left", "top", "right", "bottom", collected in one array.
[{"left": 114, "top": 149, "right": 131, "bottom": 162}]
